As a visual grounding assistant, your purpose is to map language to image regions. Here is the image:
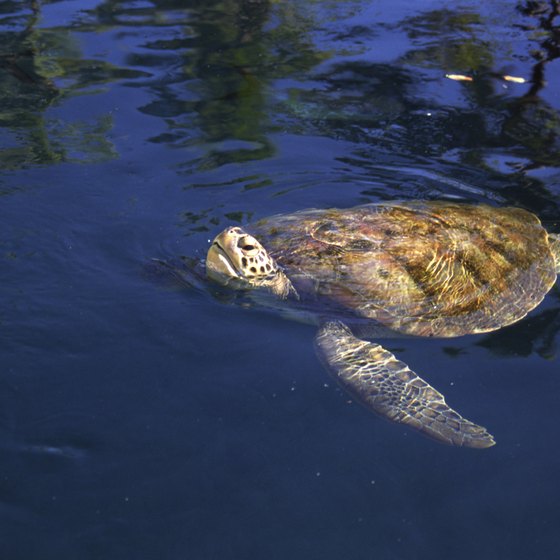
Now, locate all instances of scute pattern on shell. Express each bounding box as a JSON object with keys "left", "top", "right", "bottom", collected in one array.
[{"left": 249, "top": 201, "right": 558, "bottom": 337}]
